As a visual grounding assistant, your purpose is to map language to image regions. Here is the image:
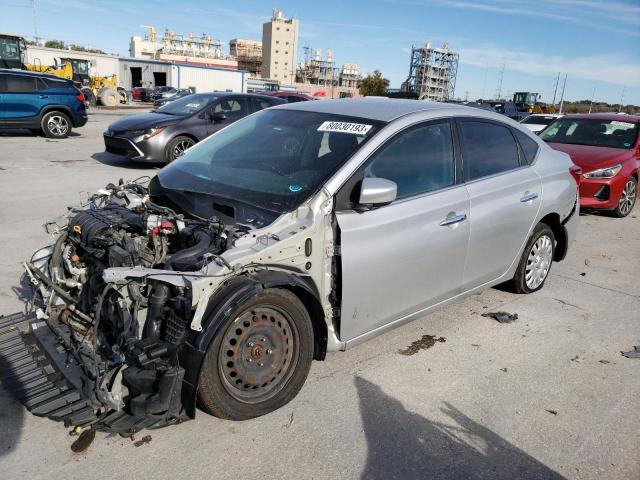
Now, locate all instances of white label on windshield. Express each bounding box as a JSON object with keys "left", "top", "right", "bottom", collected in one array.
[
  {"left": 611, "top": 121, "right": 634, "bottom": 127},
  {"left": 318, "top": 121, "right": 372, "bottom": 135}
]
